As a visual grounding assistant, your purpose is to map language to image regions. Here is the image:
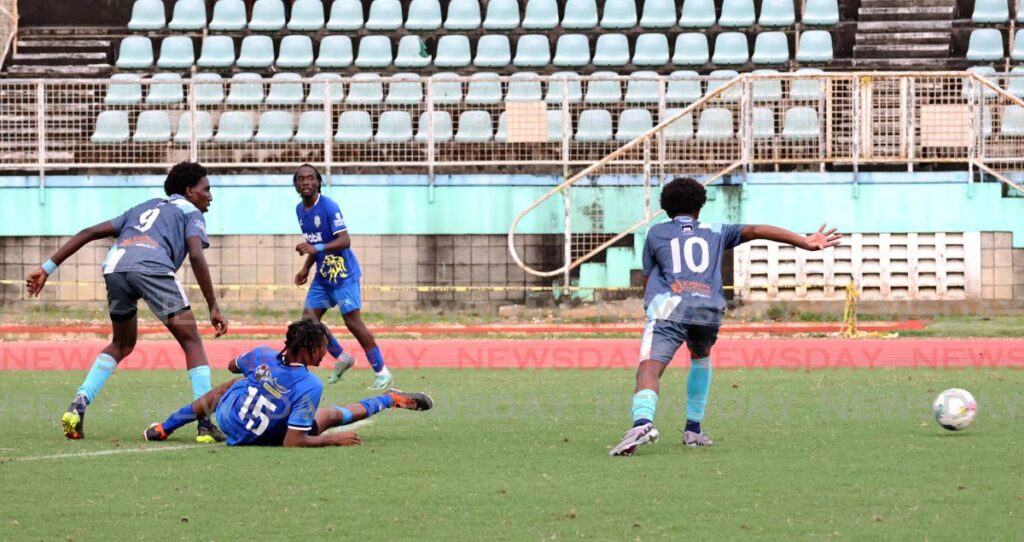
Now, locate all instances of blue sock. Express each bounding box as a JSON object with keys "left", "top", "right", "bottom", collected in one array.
[
  {"left": 188, "top": 366, "right": 212, "bottom": 402},
  {"left": 631, "top": 389, "right": 658, "bottom": 426},
  {"left": 161, "top": 404, "right": 198, "bottom": 433},
  {"left": 76, "top": 353, "right": 117, "bottom": 403},
  {"left": 365, "top": 346, "right": 386, "bottom": 373},
  {"left": 327, "top": 335, "right": 344, "bottom": 359},
  {"left": 686, "top": 356, "right": 712, "bottom": 424},
  {"left": 358, "top": 394, "right": 395, "bottom": 417},
  {"left": 333, "top": 406, "right": 354, "bottom": 425}
]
